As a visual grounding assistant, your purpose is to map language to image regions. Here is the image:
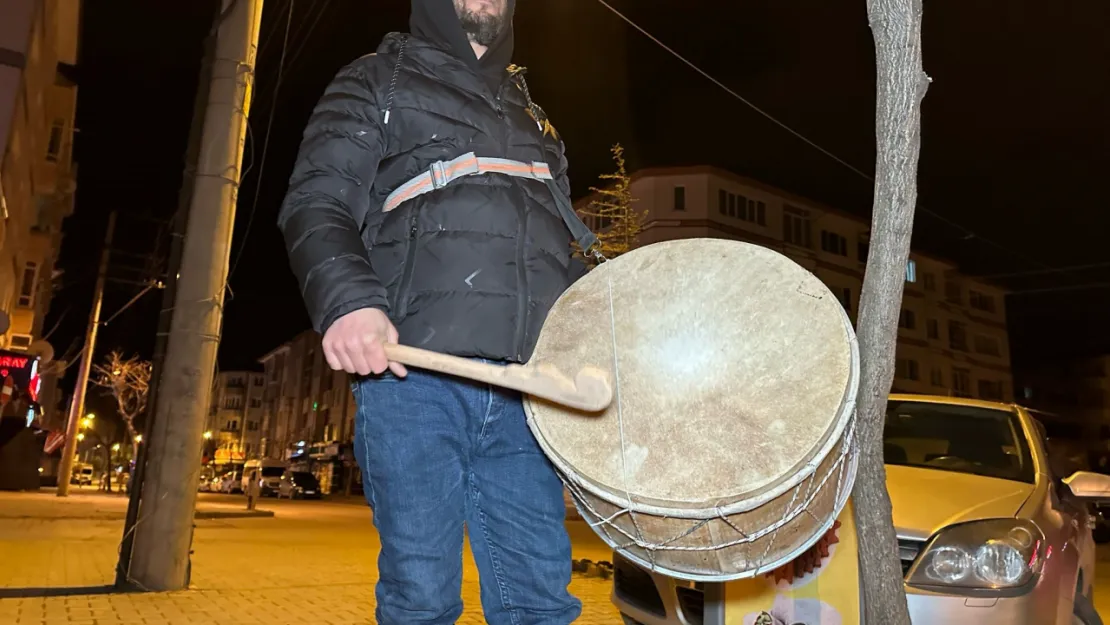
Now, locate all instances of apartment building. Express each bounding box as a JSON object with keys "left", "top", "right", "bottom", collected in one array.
[
  {"left": 579, "top": 165, "right": 1014, "bottom": 401},
  {"left": 258, "top": 331, "right": 358, "bottom": 494},
  {"left": 205, "top": 371, "right": 265, "bottom": 467},
  {"left": 0, "top": 0, "right": 81, "bottom": 415}
]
